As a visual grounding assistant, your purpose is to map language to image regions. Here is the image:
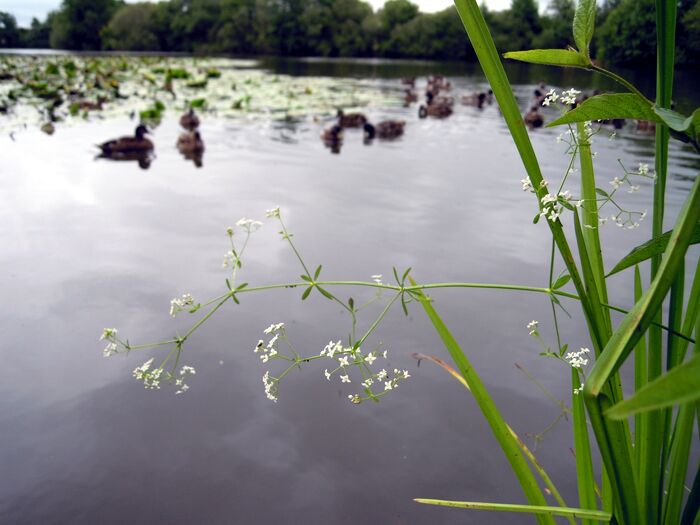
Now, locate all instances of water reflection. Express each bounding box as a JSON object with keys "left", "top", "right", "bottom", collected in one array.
[{"left": 1, "top": 57, "right": 698, "bottom": 525}]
